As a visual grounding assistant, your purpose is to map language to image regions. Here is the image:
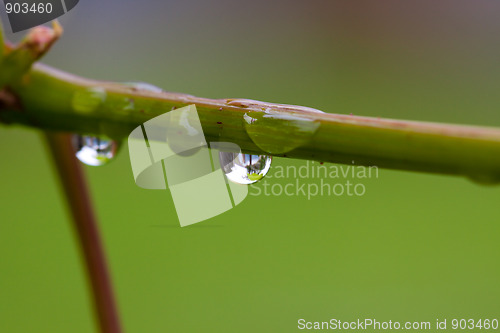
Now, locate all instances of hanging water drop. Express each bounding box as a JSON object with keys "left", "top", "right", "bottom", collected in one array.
[
  {"left": 72, "top": 135, "right": 119, "bottom": 166},
  {"left": 219, "top": 152, "right": 272, "bottom": 185}
]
